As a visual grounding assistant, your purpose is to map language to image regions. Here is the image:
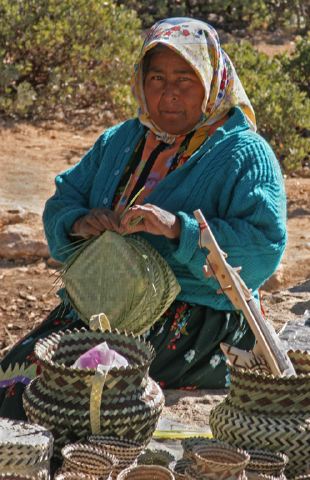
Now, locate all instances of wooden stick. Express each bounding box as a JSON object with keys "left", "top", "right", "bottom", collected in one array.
[{"left": 194, "top": 209, "right": 296, "bottom": 377}]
